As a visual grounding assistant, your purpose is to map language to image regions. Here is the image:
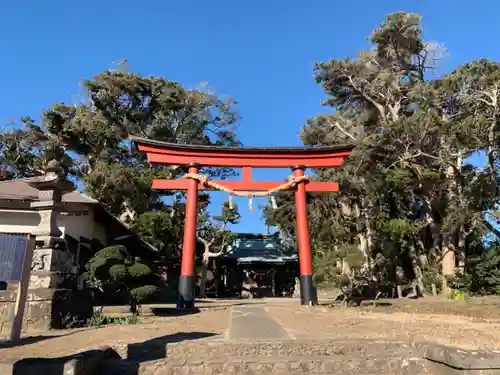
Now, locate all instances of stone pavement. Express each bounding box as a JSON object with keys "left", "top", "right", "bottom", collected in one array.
[{"left": 228, "top": 305, "right": 291, "bottom": 341}]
